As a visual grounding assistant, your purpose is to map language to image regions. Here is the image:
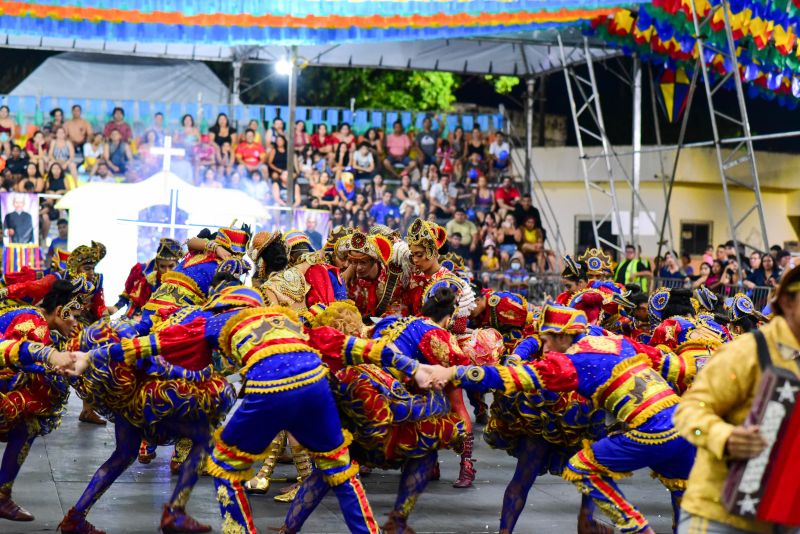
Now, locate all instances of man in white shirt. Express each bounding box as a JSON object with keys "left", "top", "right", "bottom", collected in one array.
[{"left": 489, "top": 131, "right": 511, "bottom": 178}]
